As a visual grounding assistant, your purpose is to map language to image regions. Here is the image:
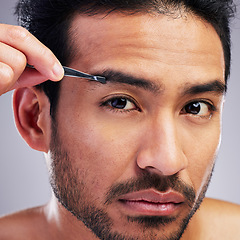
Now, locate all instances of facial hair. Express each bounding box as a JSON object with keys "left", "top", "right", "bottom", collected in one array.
[{"left": 49, "top": 122, "right": 214, "bottom": 240}]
